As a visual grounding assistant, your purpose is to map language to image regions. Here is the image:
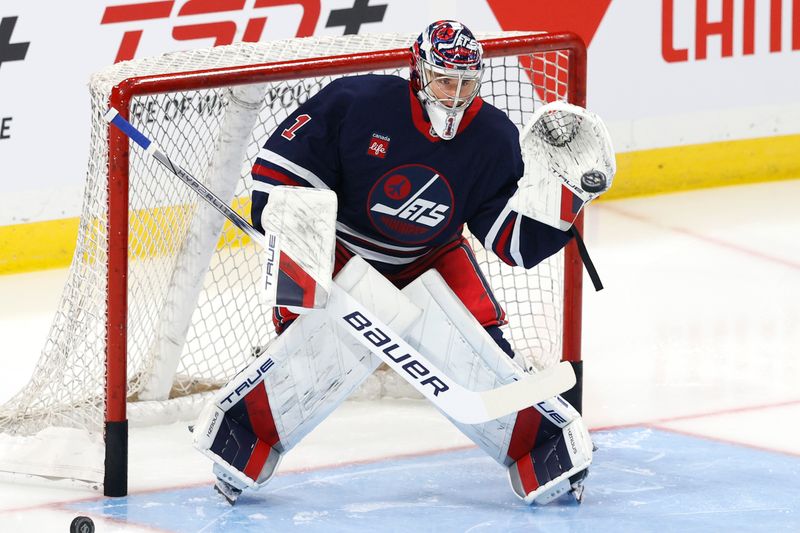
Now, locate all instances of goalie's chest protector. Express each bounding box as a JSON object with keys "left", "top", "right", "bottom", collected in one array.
[{"left": 266, "top": 75, "right": 522, "bottom": 252}]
